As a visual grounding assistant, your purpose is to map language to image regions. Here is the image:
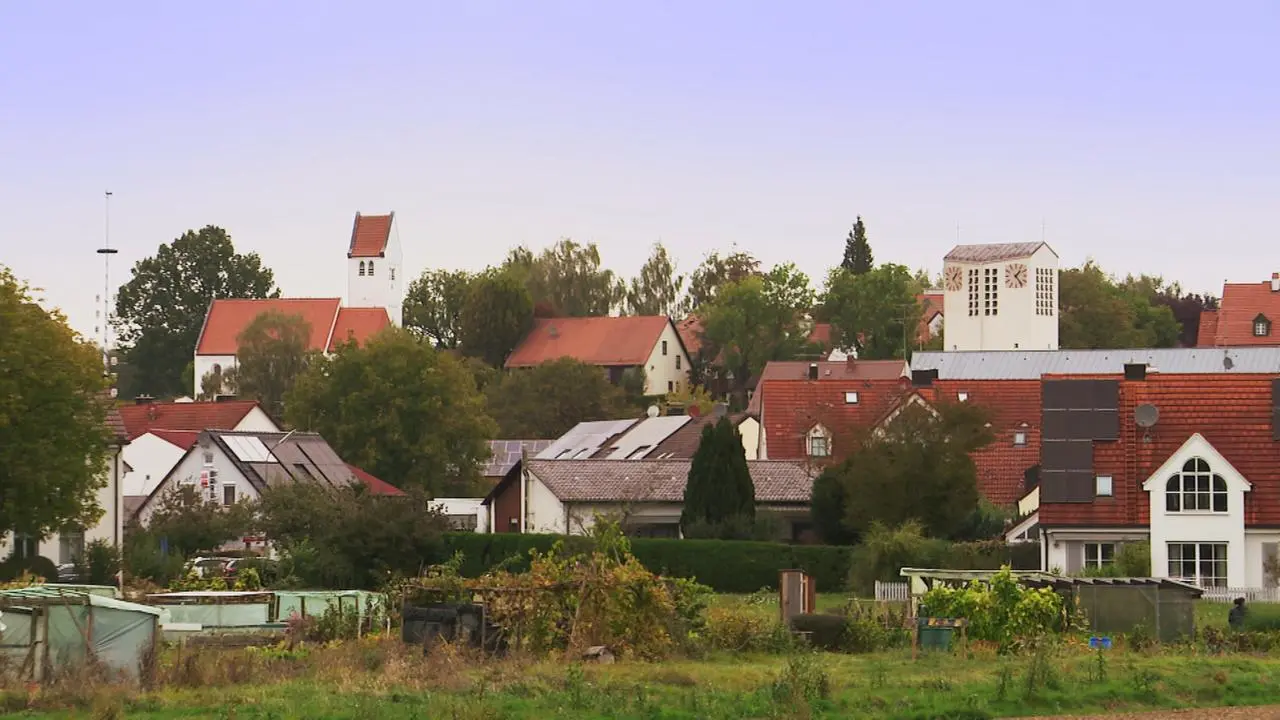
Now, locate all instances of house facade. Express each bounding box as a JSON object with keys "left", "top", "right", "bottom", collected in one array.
[
  {"left": 941, "top": 242, "right": 1059, "bottom": 352},
  {"left": 506, "top": 316, "right": 691, "bottom": 396},
  {"left": 1197, "top": 273, "right": 1280, "bottom": 347}
]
